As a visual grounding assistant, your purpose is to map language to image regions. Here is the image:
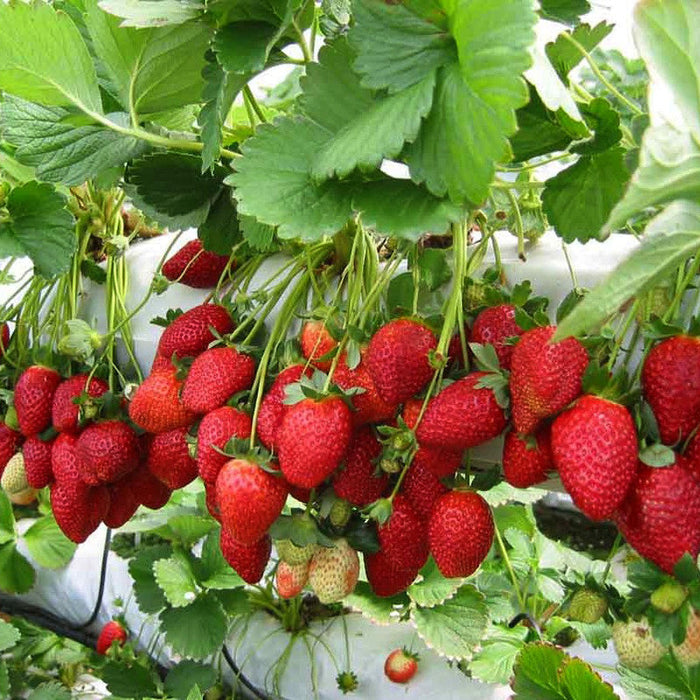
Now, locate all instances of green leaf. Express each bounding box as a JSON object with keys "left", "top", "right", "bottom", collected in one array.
[
  {"left": 159, "top": 594, "right": 228, "bottom": 659},
  {"left": 102, "top": 661, "right": 159, "bottom": 699},
  {"left": 470, "top": 636, "right": 524, "bottom": 684},
  {"left": 345, "top": 581, "right": 408, "bottom": 624},
  {"left": 125, "top": 153, "right": 226, "bottom": 228},
  {"left": 573, "top": 98, "right": 623, "bottom": 156},
  {"left": 0, "top": 181, "right": 76, "bottom": 278},
  {"left": 165, "top": 660, "right": 217, "bottom": 699},
  {"left": 408, "top": 558, "right": 463, "bottom": 608},
  {"left": 411, "top": 585, "right": 488, "bottom": 660},
  {"left": 0, "top": 542, "right": 36, "bottom": 594},
  {"left": 554, "top": 200, "right": 700, "bottom": 340},
  {"left": 618, "top": 655, "right": 700, "bottom": 700},
  {"left": 568, "top": 618, "right": 612, "bottom": 650},
  {"left": 23, "top": 515, "right": 77, "bottom": 569},
  {"left": 200, "top": 530, "right": 245, "bottom": 590},
  {"left": 0, "top": 2, "right": 102, "bottom": 113},
  {"left": 0, "top": 660, "right": 8, "bottom": 698},
  {"left": 158, "top": 514, "right": 216, "bottom": 547},
  {"left": 407, "top": 0, "right": 536, "bottom": 203},
  {"left": 239, "top": 214, "right": 276, "bottom": 252},
  {"left": 27, "top": 682, "right": 71, "bottom": 700},
  {"left": 0, "top": 492, "right": 14, "bottom": 536},
  {"left": 511, "top": 643, "right": 568, "bottom": 700},
  {"left": 129, "top": 544, "right": 172, "bottom": 614},
  {"left": 539, "top": 0, "right": 590, "bottom": 24},
  {"left": 542, "top": 148, "right": 630, "bottom": 243},
  {"left": 153, "top": 554, "right": 199, "bottom": 608},
  {"left": 481, "top": 481, "right": 547, "bottom": 507},
  {"left": 96, "top": 0, "right": 202, "bottom": 28},
  {"left": 559, "top": 657, "right": 619, "bottom": 699},
  {"left": 546, "top": 23, "right": 614, "bottom": 78},
  {"left": 0, "top": 620, "right": 20, "bottom": 653},
  {"left": 198, "top": 191, "right": 241, "bottom": 256},
  {"left": 228, "top": 116, "right": 353, "bottom": 240},
  {"left": 0, "top": 97, "right": 147, "bottom": 186},
  {"left": 417, "top": 247, "right": 451, "bottom": 290},
  {"left": 214, "top": 22, "right": 278, "bottom": 74},
  {"left": 85, "top": 0, "right": 210, "bottom": 114},
  {"left": 348, "top": 0, "right": 456, "bottom": 94}
]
